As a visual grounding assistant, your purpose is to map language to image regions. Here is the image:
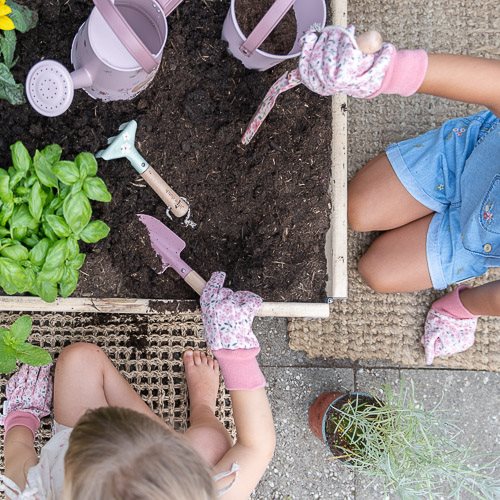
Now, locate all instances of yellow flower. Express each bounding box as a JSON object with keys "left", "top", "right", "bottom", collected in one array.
[{"left": 0, "top": 0, "right": 15, "bottom": 31}]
